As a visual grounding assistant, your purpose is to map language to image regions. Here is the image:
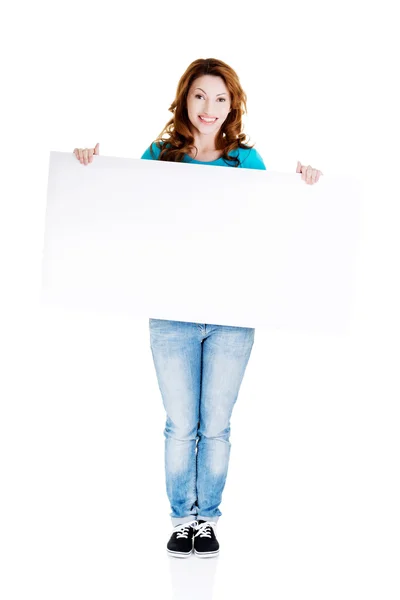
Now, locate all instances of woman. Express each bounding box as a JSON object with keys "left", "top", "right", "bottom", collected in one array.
[{"left": 74, "top": 57, "right": 322, "bottom": 559}]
